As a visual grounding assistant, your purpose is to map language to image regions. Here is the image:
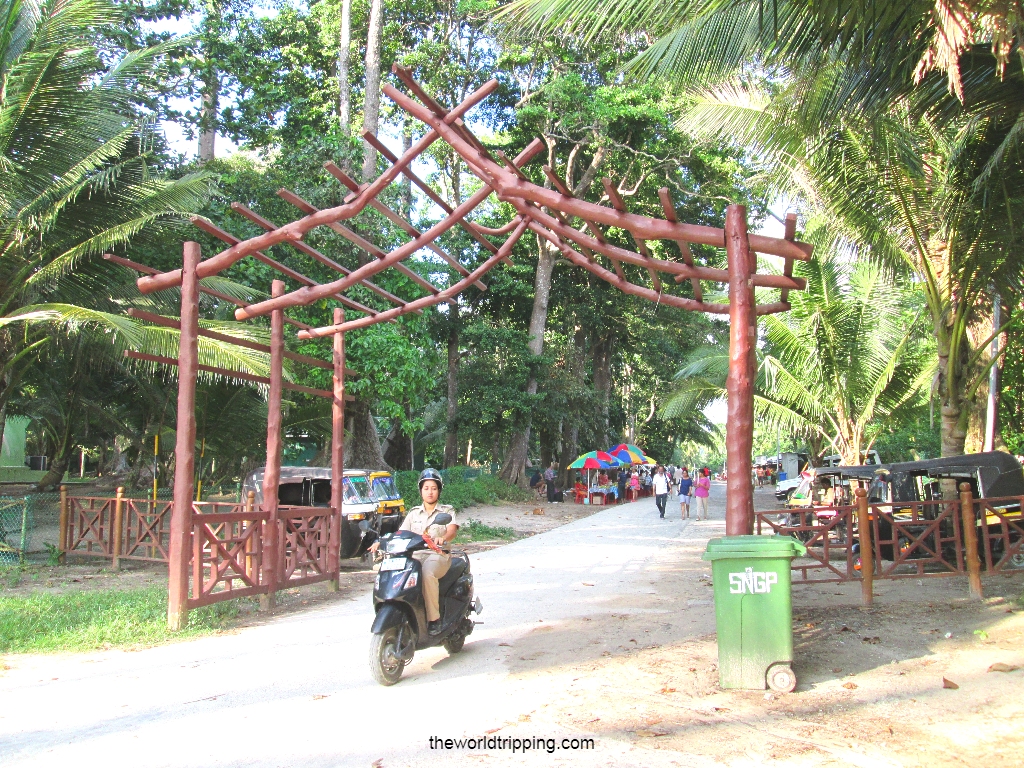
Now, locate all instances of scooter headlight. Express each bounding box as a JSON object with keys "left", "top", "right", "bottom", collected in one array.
[{"left": 386, "top": 538, "right": 410, "bottom": 554}]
